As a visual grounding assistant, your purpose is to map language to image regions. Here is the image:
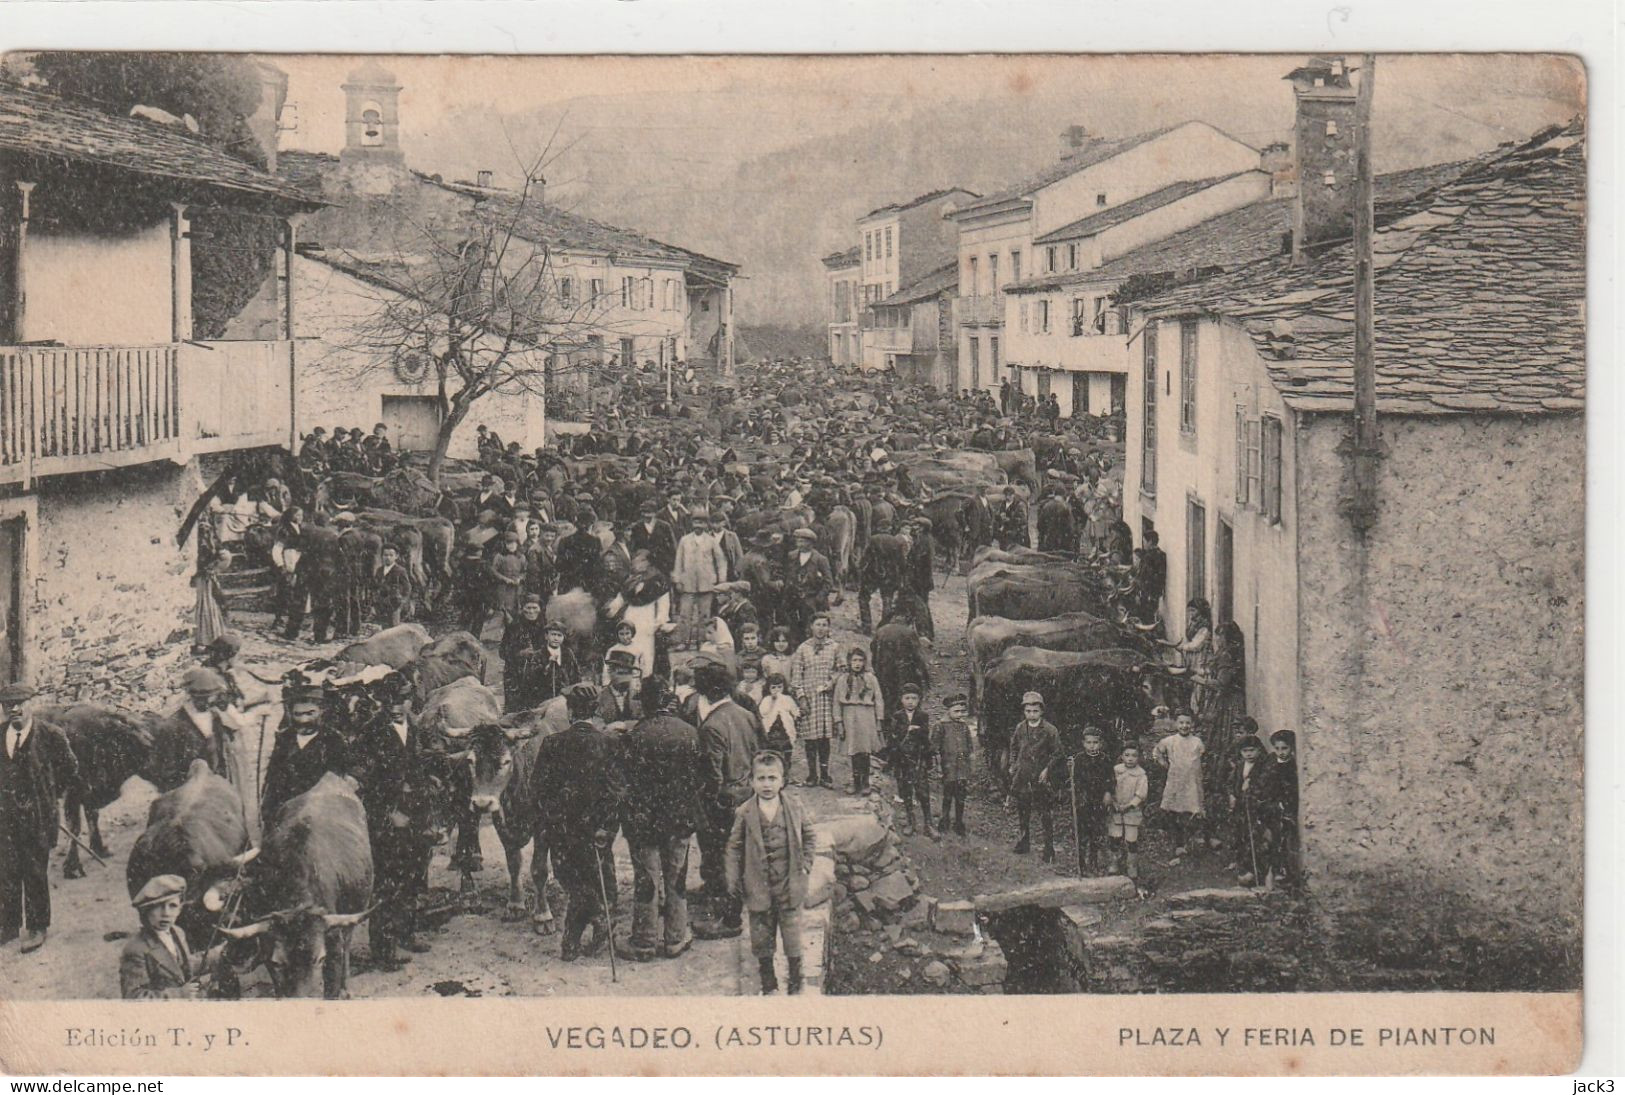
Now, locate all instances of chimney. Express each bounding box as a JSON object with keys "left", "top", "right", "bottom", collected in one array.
[
  {"left": 1260, "top": 141, "right": 1296, "bottom": 198},
  {"left": 476, "top": 169, "right": 494, "bottom": 188},
  {"left": 244, "top": 59, "right": 289, "bottom": 172},
  {"left": 1284, "top": 55, "right": 1358, "bottom": 264},
  {"left": 1059, "top": 124, "right": 1090, "bottom": 160}
]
